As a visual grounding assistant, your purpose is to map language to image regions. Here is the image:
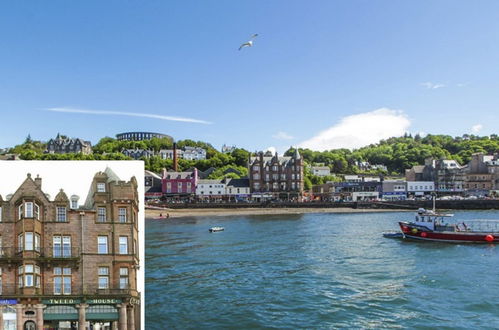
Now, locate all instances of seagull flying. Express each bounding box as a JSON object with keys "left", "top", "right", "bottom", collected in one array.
[{"left": 239, "top": 34, "right": 258, "bottom": 51}]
